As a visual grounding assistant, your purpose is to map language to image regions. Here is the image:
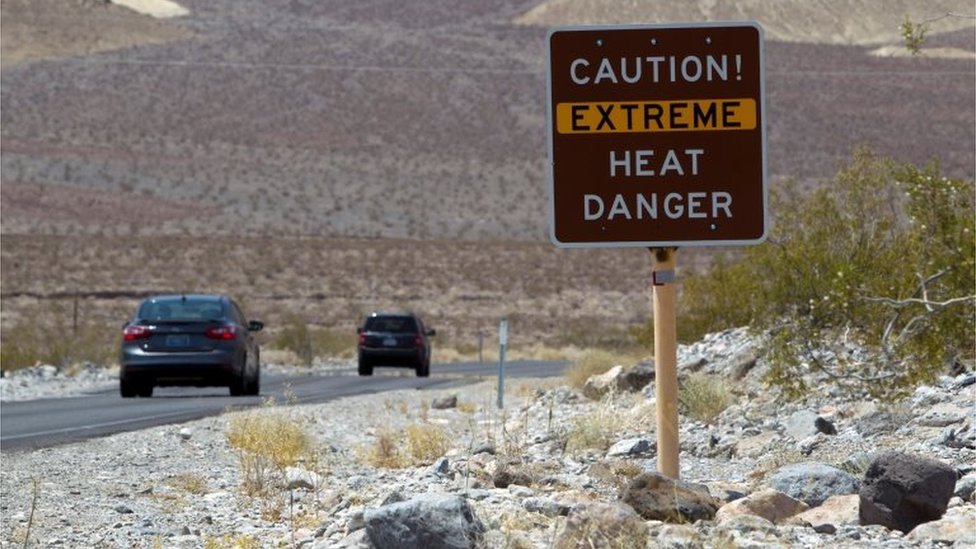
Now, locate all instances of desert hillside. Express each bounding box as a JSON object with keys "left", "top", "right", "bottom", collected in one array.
[
  {"left": 519, "top": 0, "right": 975, "bottom": 47},
  {"left": 1, "top": 0, "right": 972, "bottom": 239},
  {"left": 1, "top": 0, "right": 973, "bottom": 346}
]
